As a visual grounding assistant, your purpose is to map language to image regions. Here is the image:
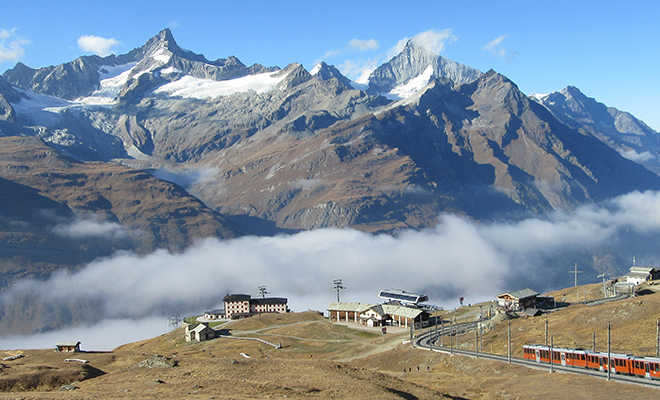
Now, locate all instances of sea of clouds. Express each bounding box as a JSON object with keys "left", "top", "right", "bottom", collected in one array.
[{"left": 3, "top": 190, "right": 660, "bottom": 350}]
